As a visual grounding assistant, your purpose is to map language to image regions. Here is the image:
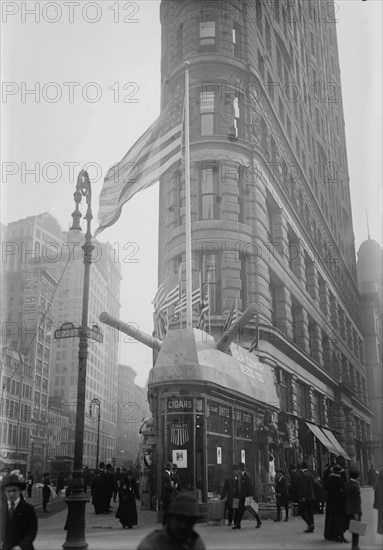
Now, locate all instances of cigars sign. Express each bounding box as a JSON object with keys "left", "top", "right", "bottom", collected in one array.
[{"left": 167, "top": 397, "right": 193, "bottom": 411}]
